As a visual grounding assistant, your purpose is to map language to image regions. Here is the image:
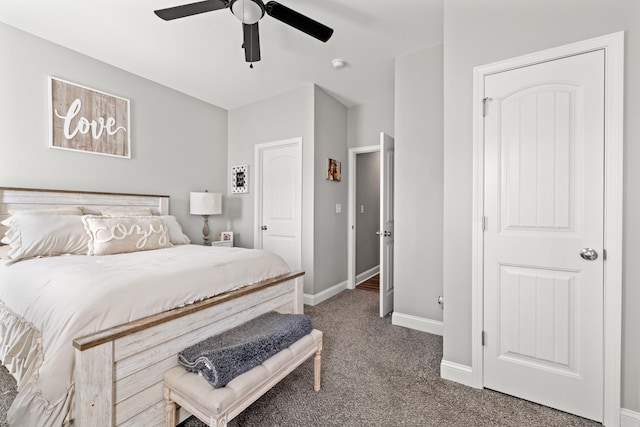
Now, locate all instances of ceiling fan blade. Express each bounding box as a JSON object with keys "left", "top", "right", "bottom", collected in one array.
[
  {"left": 243, "top": 22, "right": 261, "bottom": 63},
  {"left": 154, "top": 0, "right": 229, "bottom": 21},
  {"left": 265, "top": 1, "right": 333, "bottom": 42}
]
